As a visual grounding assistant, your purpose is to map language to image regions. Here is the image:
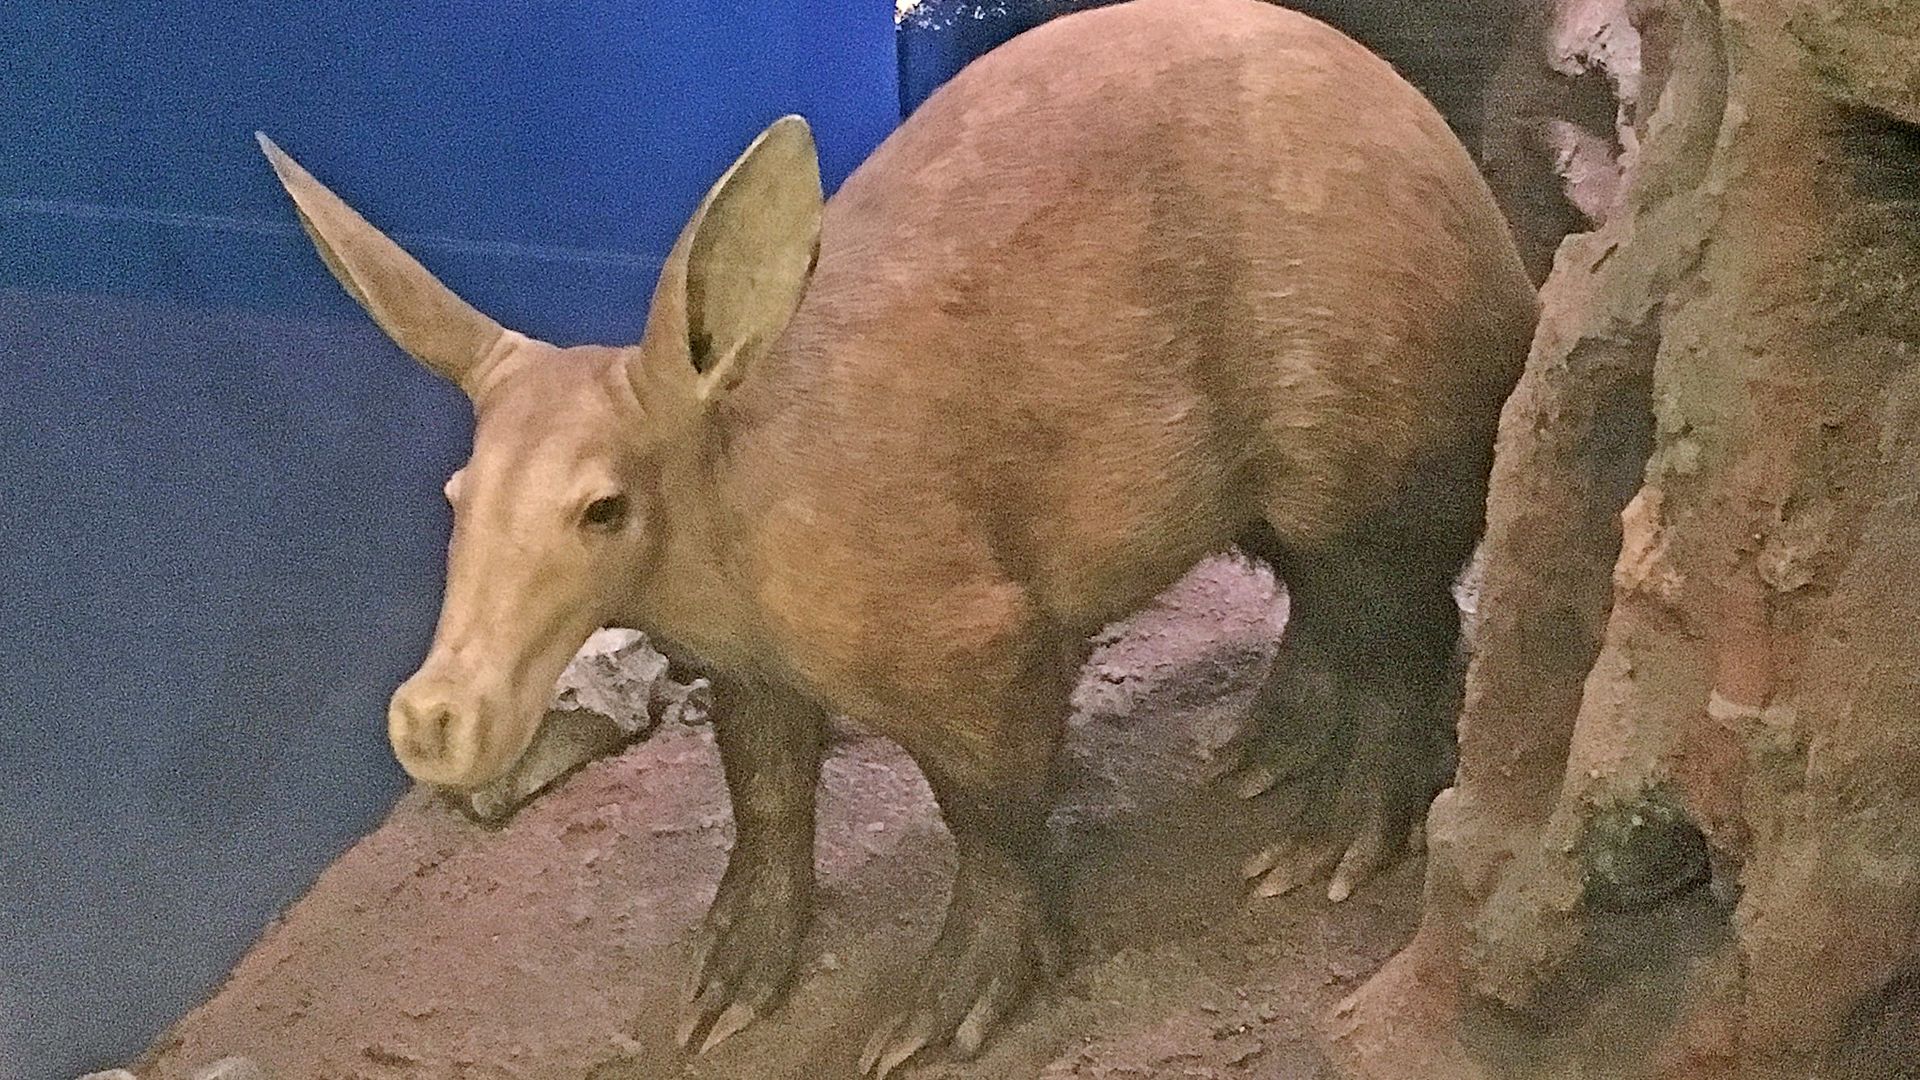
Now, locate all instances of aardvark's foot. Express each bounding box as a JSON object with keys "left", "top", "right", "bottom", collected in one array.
[
  {"left": 857, "top": 880, "right": 1060, "bottom": 1078},
  {"left": 677, "top": 859, "right": 810, "bottom": 1054}
]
